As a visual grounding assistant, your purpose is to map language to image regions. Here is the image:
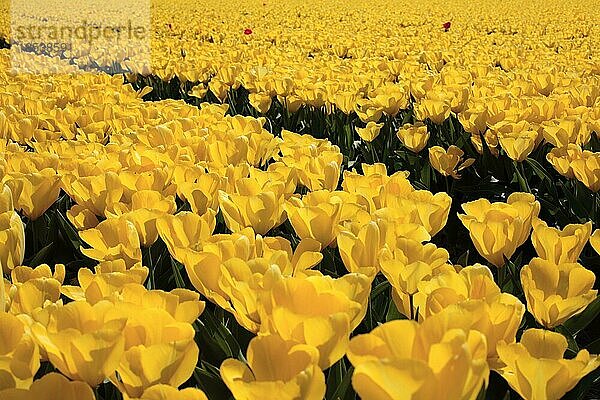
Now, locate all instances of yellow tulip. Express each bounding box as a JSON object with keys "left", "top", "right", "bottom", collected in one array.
[
  {"left": 496, "top": 124, "right": 538, "bottom": 162},
  {"left": 30, "top": 300, "right": 126, "bottom": 386},
  {"left": 531, "top": 218, "right": 592, "bottom": 264},
  {"left": 521, "top": 257, "right": 597, "bottom": 328},
  {"left": 428, "top": 145, "right": 475, "bottom": 179},
  {"left": 356, "top": 122, "right": 383, "bottom": 143},
  {"left": 396, "top": 122, "right": 430, "bottom": 153},
  {"left": 248, "top": 92, "right": 273, "bottom": 114},
  {"left": 258, "top": 271, "right": 371, "bottom": 368},
  {"left": 129, "top": 385, "right": 208, "bottom": 400},
  {"left": 67, "top": 205, "right": 99, "bottom": 231},
  {"left": 285, "top": 191, "right": 344, "bottom": 247},
  {"left": 458, "top": 193, "right": 540, "bottom": 267},
  {"left": 113, "top": 308, "right": 199, "bottom": 398},
  {"left": 79, "top": 217, "right": 142, "bottom": 268},
  {"left": 379, "top": 238, "right": 451, "bottom": 296},
  {"left": 414, "top": 97, "right": 451, "bottom": 125},
  {"left": 61, "top": 260, "right": 149, "bottom": 303},
  {"left": 3, "top": 169, "right": 61, "bottom": 220},
  {"left": 156, "top": 209, "right": 216, "bottom": 262},
  {"left": 0, "top": 211, "right": 25, "bottom": 274},
  {"left": 0, "top": 373, "right": 95, "bottom": 400},
  {"left": 218, "top": 179, "right": 286, "bottom": 235},
  {"left": 496, "top": 329, "right": 600, "bottom": 400},
  {"left": 62, "top": 172, "right": 124, "bottom": 217},
  {"left": 337, "top": 220, "right": 386, "bottom": 273},
  {"left": 347, "top": 308, "right": 488, "bottom": 400},
  {"left": 0, "top": 313, "right": 40, "bottom": 390},
  {"left": 570, "top": 150, "right": 600, "bottom": 192},
  {"left": 546, "top": 144, "right": 582, "bottom": 179},
  {"left": 220, "top": 335, "right": 325, "bottom": 400}
]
